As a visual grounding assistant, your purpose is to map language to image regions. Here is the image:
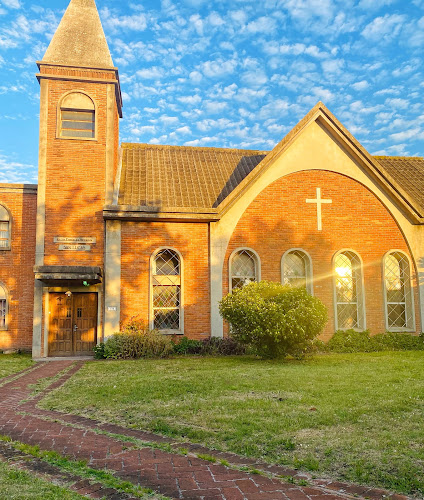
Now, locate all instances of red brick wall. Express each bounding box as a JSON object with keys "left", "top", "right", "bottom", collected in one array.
[
  {"left": 43, "top": 76, "right": 108, "bottom": 266},
  {"left": 224, "top": 171, "right": 420, "bottom": 338},
  {"left": 121, "top": 222, "right": 210, "bottom": 339},
  {"left": 0, "top": 189, "right": 37, "bottom": 351}
]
